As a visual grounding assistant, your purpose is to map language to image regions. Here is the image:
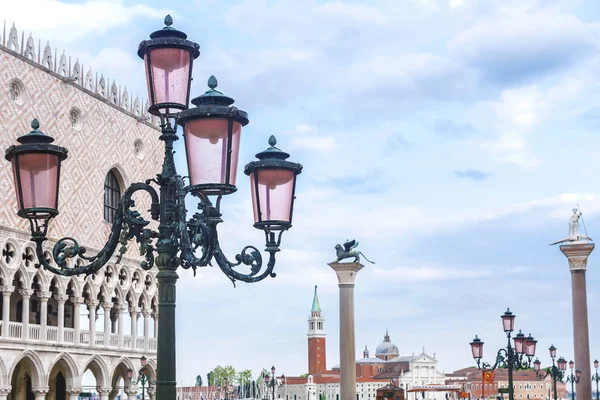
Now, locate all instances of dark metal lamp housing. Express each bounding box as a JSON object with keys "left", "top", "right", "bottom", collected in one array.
[
  {"left": 137, "top": 15, "right": 200, "bottom": 117},
  {"left": 4, "top": 119, "right": 68, "bottom": 233}
]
